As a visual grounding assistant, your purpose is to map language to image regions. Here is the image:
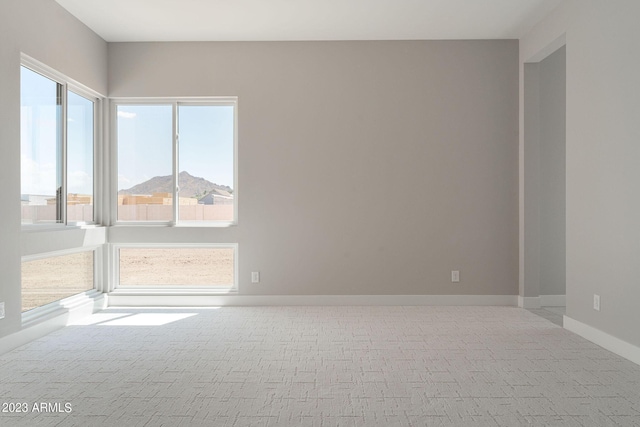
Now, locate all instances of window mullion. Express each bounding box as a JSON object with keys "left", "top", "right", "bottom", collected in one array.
[
  {"left": 110, "top": 100, "right": 118, "bottom": 226},
  {"left": 172, "top": 102, "right": 179, "bottom": 226},
  {"left": 60, "top": 82, "right": 68, "bottom": 225},
  {"left": 94, "top": 97, "right": 100, "bottom": 225}
]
